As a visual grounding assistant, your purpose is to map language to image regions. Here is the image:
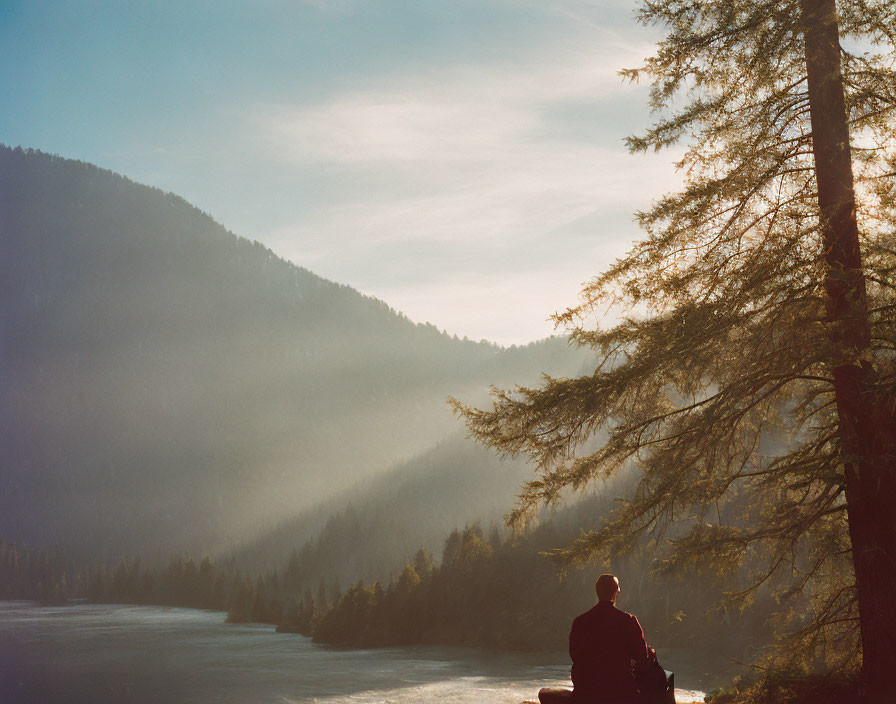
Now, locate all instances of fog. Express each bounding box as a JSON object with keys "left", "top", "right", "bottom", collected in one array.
[{"left": 0, "top": 146, "right": 588, "bottom": 560}]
